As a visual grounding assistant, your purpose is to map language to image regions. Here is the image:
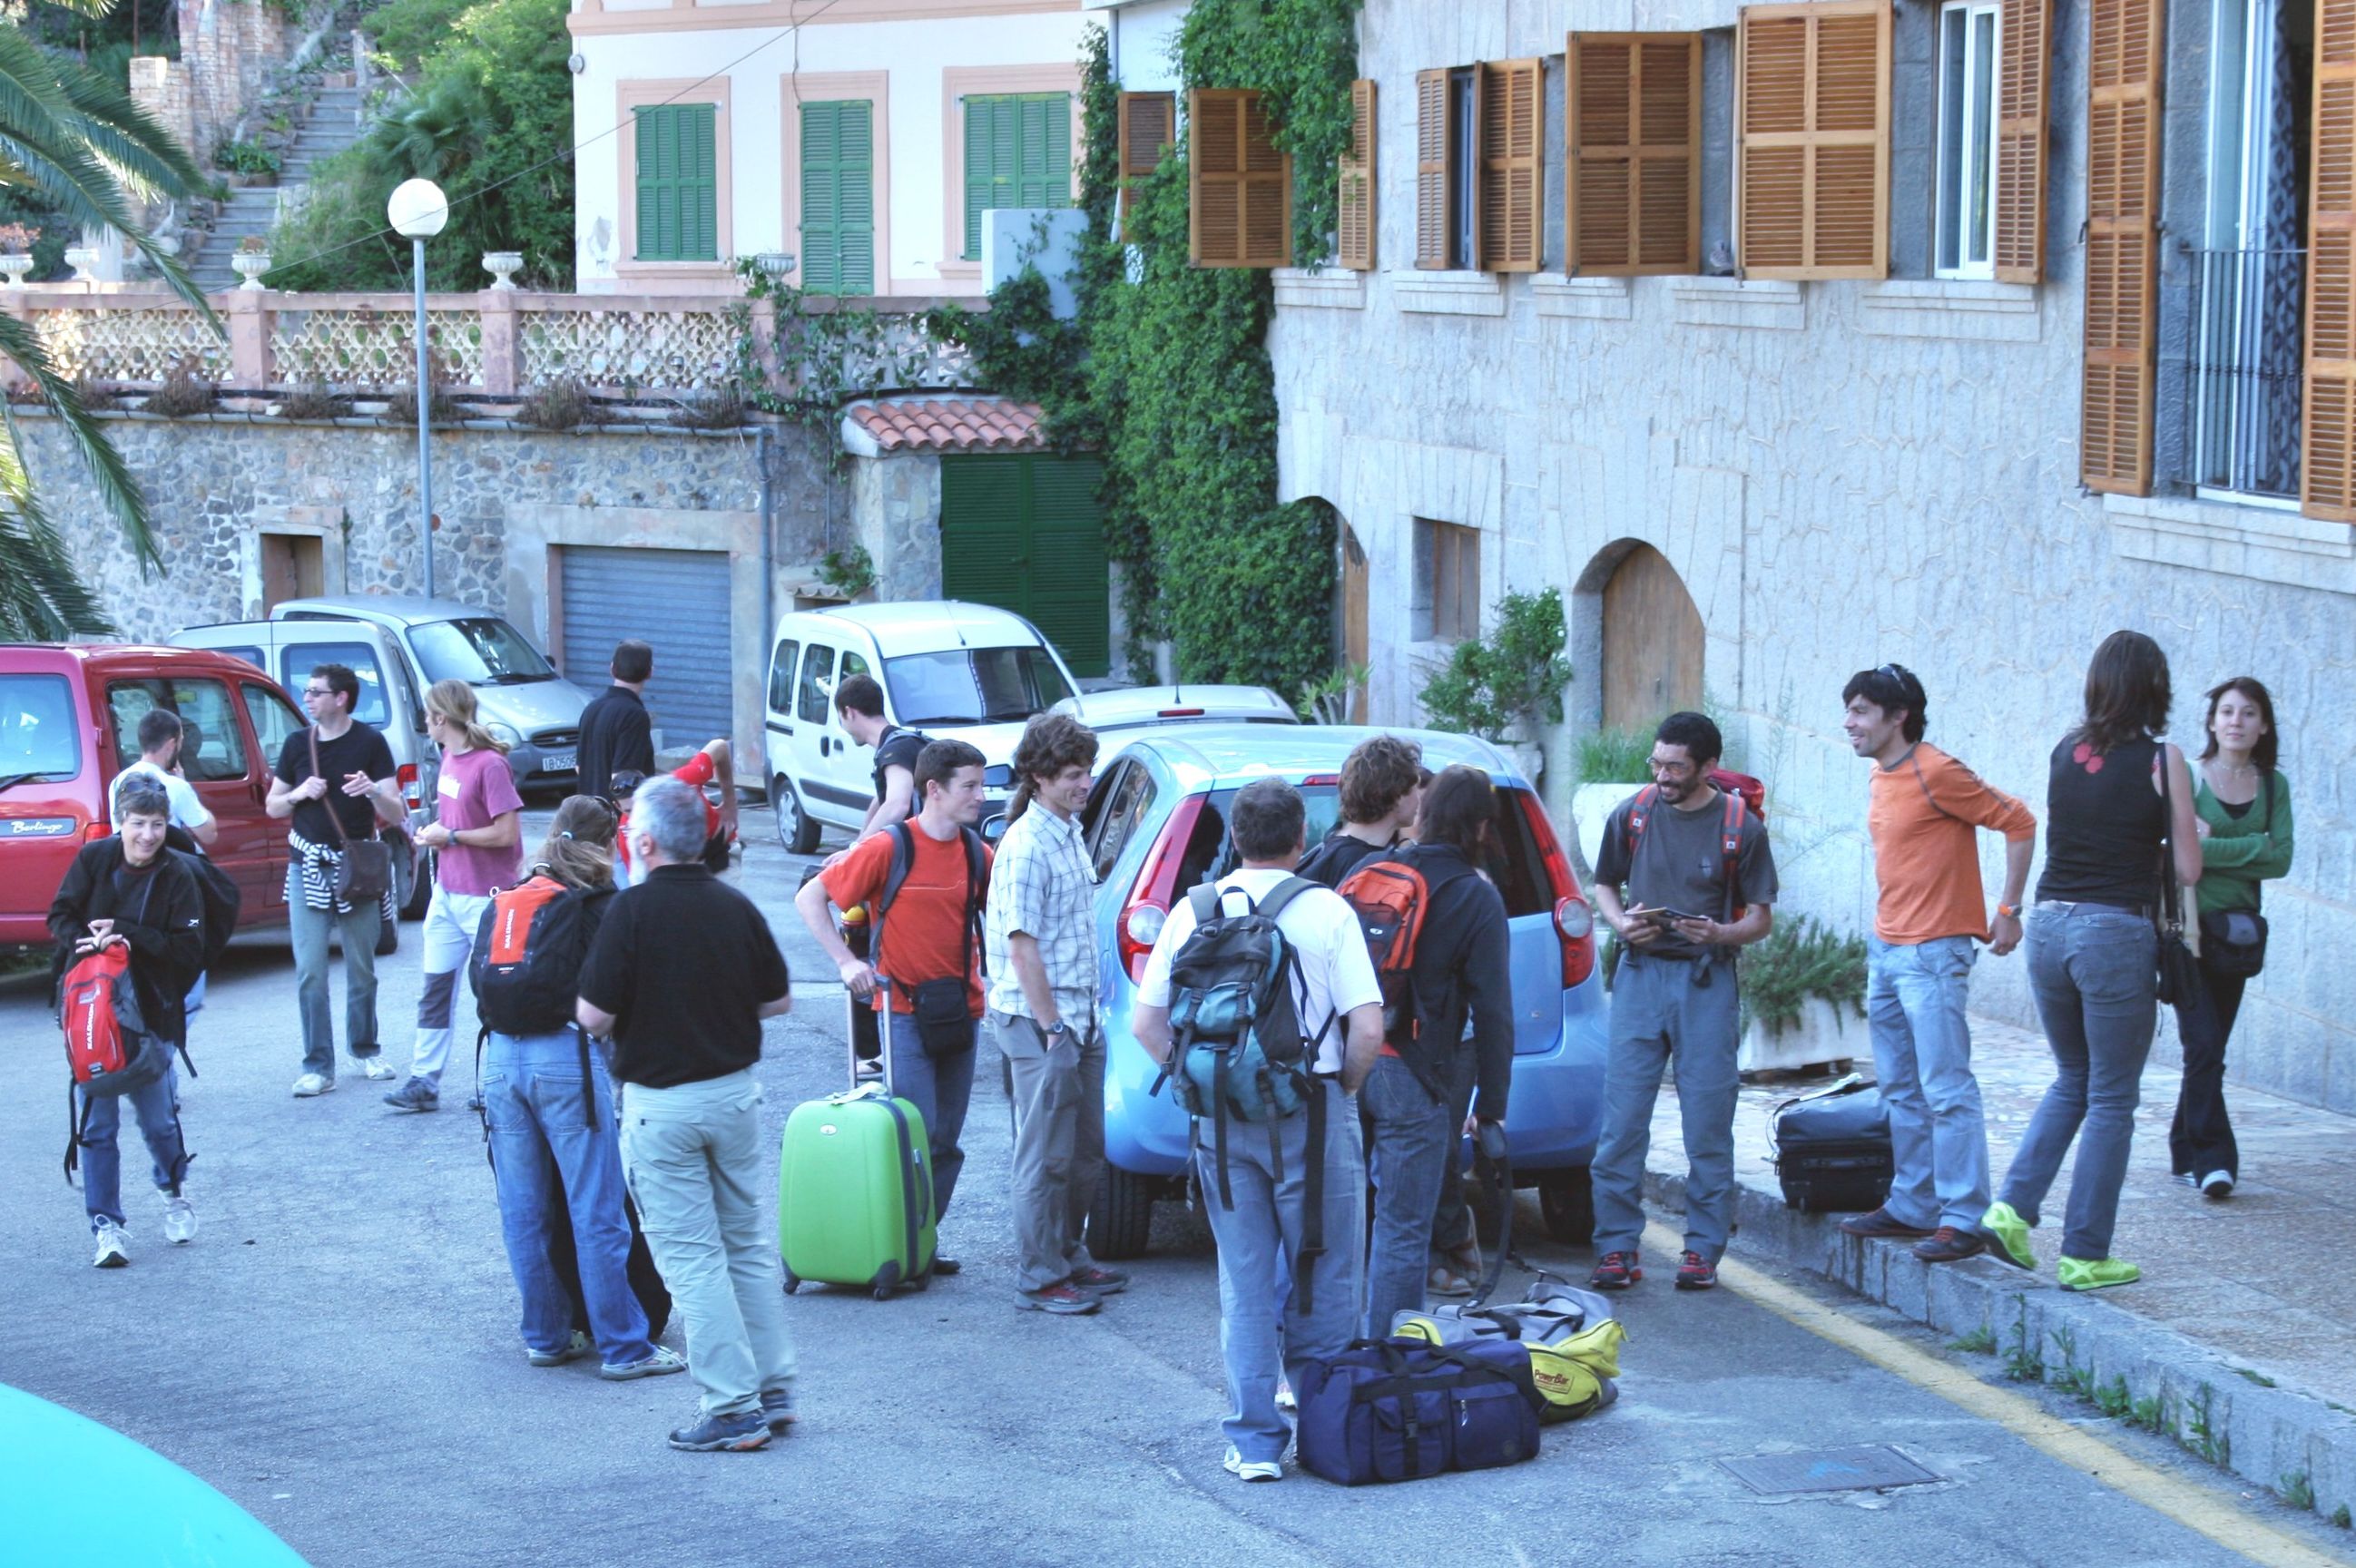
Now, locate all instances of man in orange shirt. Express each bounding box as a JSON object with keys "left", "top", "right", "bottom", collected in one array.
[
  {"left": 1840, "top": 664, "right": 2037, "bottom": 1263},
  {"left": 794, "top": 739, "right": 990, "bottom": 1272}
]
